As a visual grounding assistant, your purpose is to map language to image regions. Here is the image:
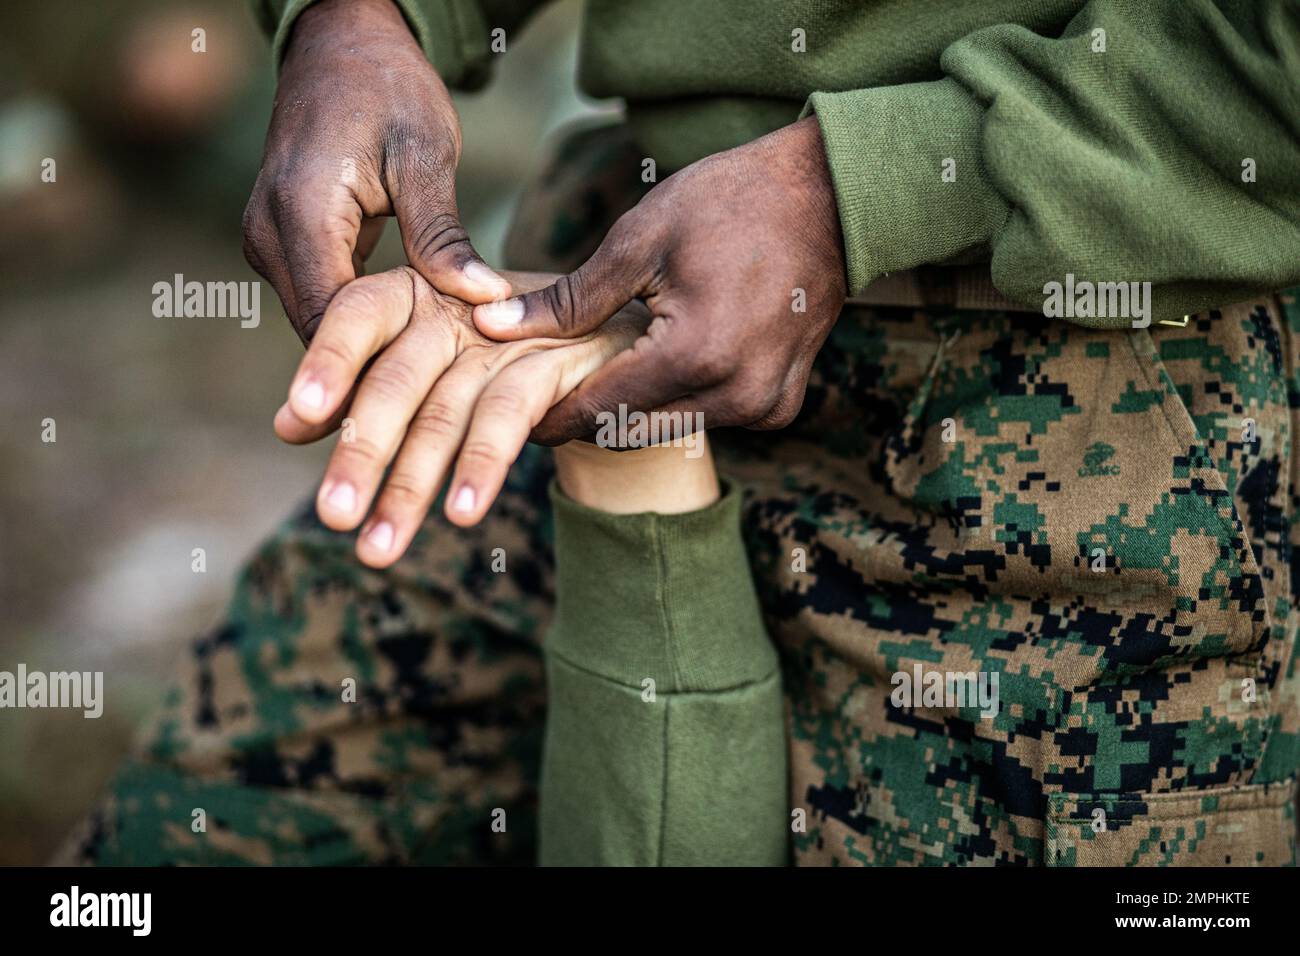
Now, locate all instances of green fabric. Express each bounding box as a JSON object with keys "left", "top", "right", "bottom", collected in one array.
[
  {"left": 809, "top": 0, "right": 1300, "bottom": 321},
  {"left": 539, "top": 480, "right": 788, "bottom": 866},
  {"left": 258, "top": 0, "right": 1300, "bottom": 326},
  {"left": 255, "top": 0, "right": 502, "bottom": 83},
  {"left": 801, "top": 79, "right": 1009, "bottom": 302}
]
